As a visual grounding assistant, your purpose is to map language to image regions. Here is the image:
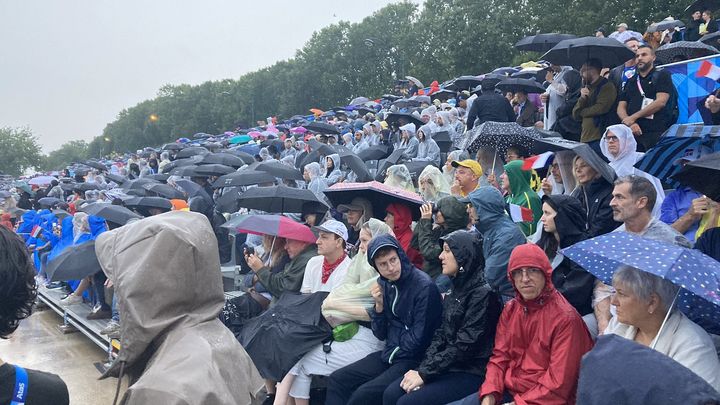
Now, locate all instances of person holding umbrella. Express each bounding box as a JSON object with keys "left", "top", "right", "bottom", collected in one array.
[
  {"left": 685, "top": 10, "right": 703, "bottom": 41},
  {"left": 604, "top": 265, "right": 720, "bottom": 391},
  {"left": 572, "top": 58, "right": 618, "bottom": 154}
]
